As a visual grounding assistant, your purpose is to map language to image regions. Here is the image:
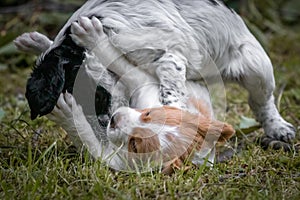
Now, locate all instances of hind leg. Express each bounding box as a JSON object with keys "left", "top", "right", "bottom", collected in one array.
[
  {"left": 246, "top": 81, "right": 295, "bottom": 141},
  {"left": 228, "top": 45, "right": 296, "bottom": 147},
  {"left": 14, "top": 32, "right": 52, "bottom": 55}
]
